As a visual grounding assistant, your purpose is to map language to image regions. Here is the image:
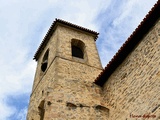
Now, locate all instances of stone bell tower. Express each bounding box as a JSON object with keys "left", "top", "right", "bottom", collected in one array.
[{"left": 27, "top": 19, "right": 109, "bottom": 120}]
